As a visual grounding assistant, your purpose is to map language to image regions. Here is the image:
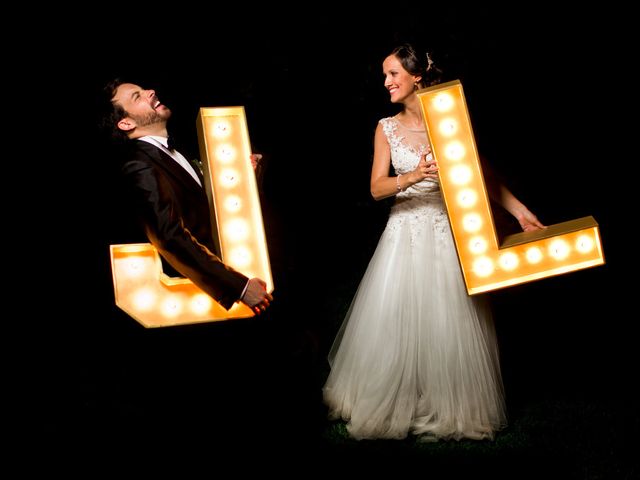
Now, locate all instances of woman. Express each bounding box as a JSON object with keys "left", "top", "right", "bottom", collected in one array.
[{"left": 323, "top": 44, "right": 544, "bottom": 441}]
